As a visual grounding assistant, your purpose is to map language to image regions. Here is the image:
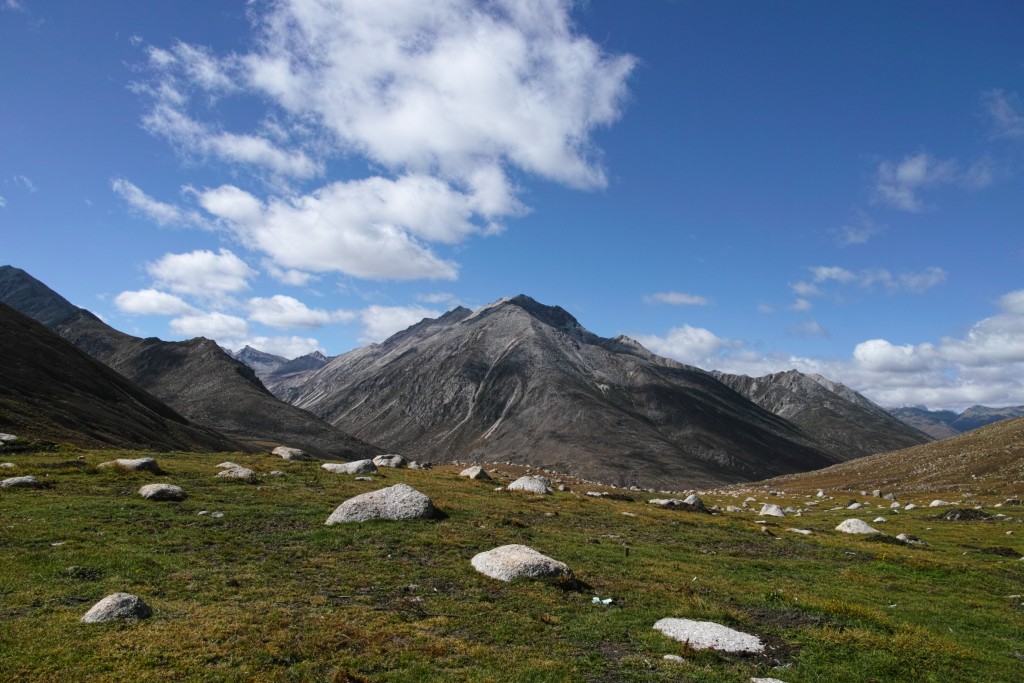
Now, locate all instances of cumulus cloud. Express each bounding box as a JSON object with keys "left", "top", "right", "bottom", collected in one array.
[
  {"left": 796, "top": 265, "right": 947, "bottom": 297},
  {"left": 114, "top": 289, "right": 195, "bottom": 316},
  {"left": 233, "top": 335, "right": 324, "bottom": 358},
  {"left": 831, "top": 213, "right": 883, "bottom": 246},
  {"left": 644, "top": 292, "right": 711, "bottom": 306},
  {"left": 169, "top": 311, "right": 250, "bottom": 339},
  {"left": 633, "top": 325, "right": 740, "bottom": 368},
  {"left": 247, "top": 295, "right": 355, "bottom": 328},
  {"left": 112, "top": 178, "right": 209, "bottom": 228},
  {"left": 147, "top": 248, "right": 256, "bottom": 297},
  {"left": 130, "top": 0, "right": 635, "bottom": 282},
  {"left": 261, "top": 259, "right": 317, "bottom": 286},
  {"left": 983, "top": 89, "right": 1024, "bottom": 139},
  {"left": 873, "top": 152, "right": 992, "bottom": 211},
  {"left": 359, "top": 304, "right": 442, "bottom": 343}
]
